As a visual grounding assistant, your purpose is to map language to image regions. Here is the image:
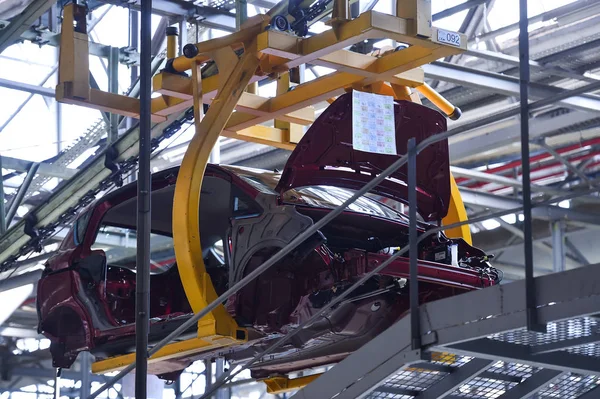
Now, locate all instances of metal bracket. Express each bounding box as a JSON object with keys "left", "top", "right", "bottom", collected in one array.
[
  {"left": 120, "top": 46, "right": 139, "bottom": 66},
  {"left": 103, "top": 146, "right": 123, "bottom": 188},
  {"left": 23, "top": 213, "right": 42, "bottom": 253}
]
